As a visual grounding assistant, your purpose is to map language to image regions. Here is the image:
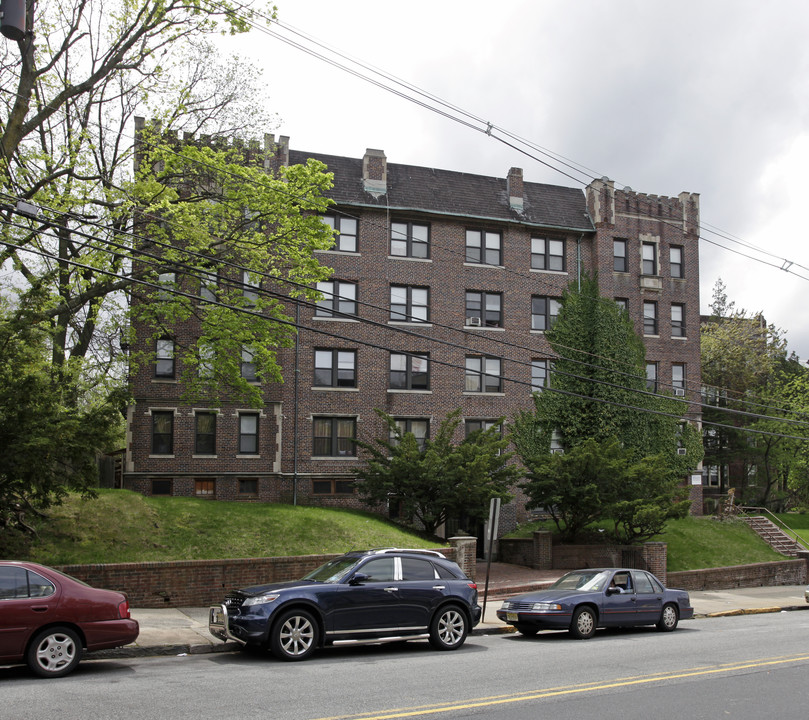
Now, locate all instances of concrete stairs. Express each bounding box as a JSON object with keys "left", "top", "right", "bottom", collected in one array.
[{"left": 742, "top": 516, "right": 804, "bottom": 557}]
